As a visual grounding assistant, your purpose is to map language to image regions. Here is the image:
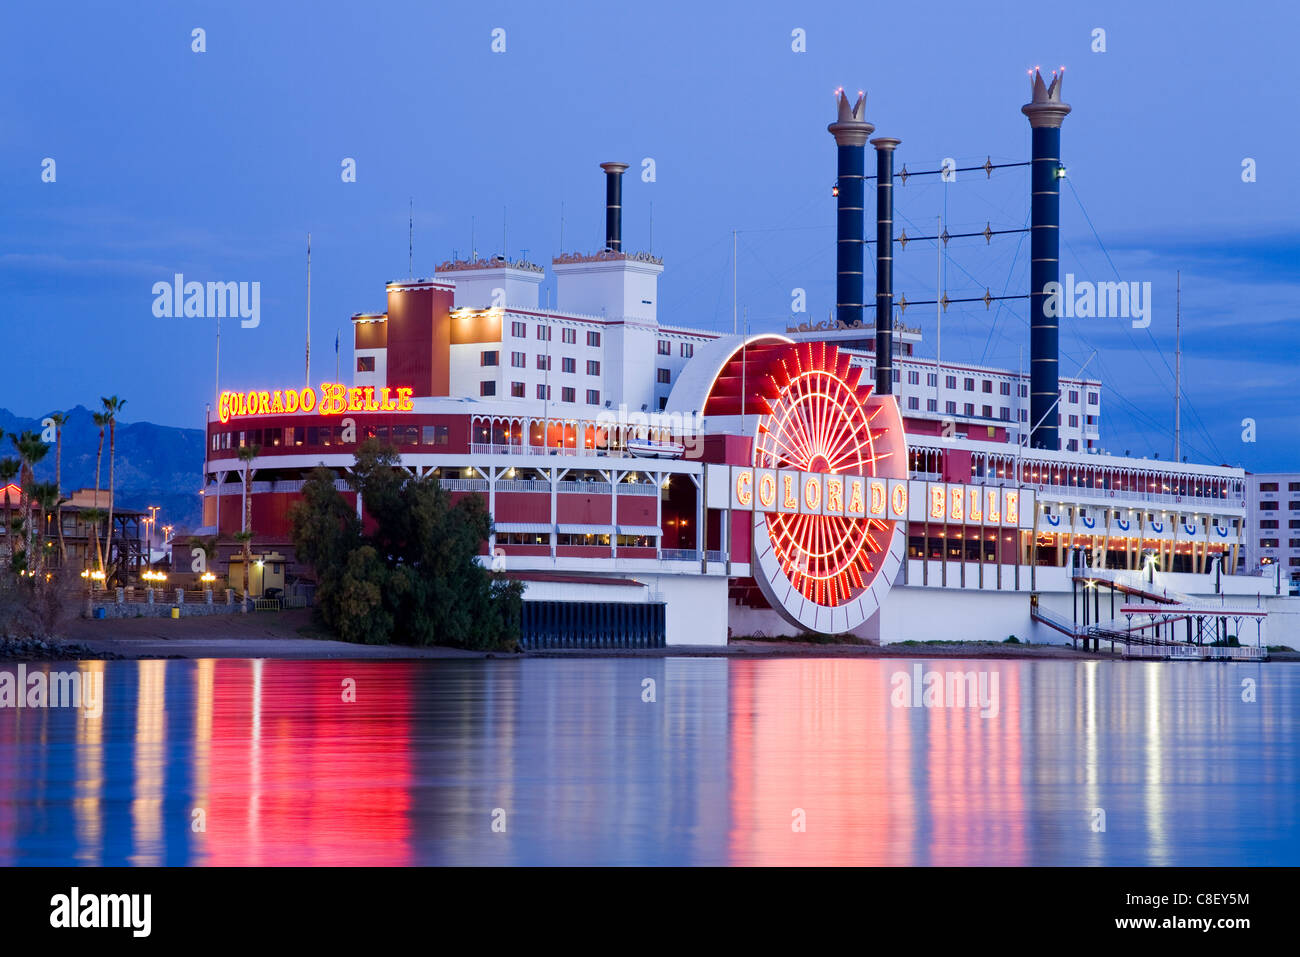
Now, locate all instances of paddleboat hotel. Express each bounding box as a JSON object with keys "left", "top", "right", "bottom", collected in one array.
[{"left": 197, "top": 74, "right": 1286, "bottom": 653}]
